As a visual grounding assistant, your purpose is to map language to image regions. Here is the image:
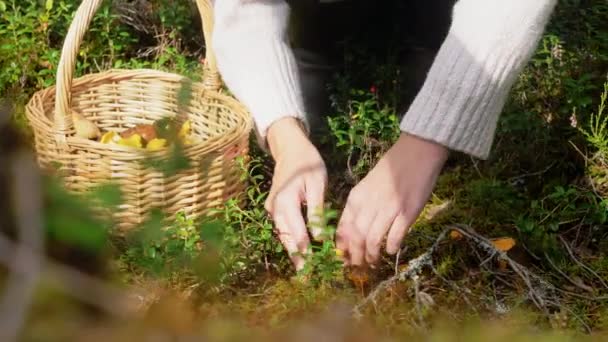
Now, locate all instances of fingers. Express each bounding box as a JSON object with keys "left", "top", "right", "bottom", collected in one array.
[
  {"left": 264, "top": 191, "right": 276, "bottom": 216},
  {"left": 348, "top": 229, "right": 367, "bottom": 267},
  {"left": 365, "top": 212, "right": 396, "bottom": 265},
  {"left": 335, "top": 205, "right": 353, "bottom": 266},
  {"left": 386, "top": 213, "right": 415, "bottom": 255},
  {"left": 337, "top": 192, "right": 377, "bottom": 267},
  {"left": 271, "top": 192, "right": 310, "bottom": 271},
  {"left": 305, "top": 173, "right": 327, "bottom": 241}
]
